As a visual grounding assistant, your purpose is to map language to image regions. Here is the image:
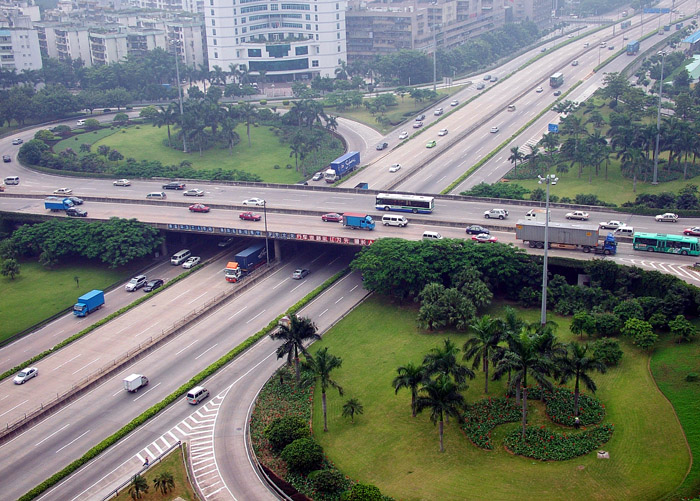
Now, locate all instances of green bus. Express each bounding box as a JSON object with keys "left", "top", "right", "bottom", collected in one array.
[
  {"left": 632, "top": 232, "right": 700, "bottom": 256},
  {"left": 549, "top": 72, "right": 564, "bottom": 88}
]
